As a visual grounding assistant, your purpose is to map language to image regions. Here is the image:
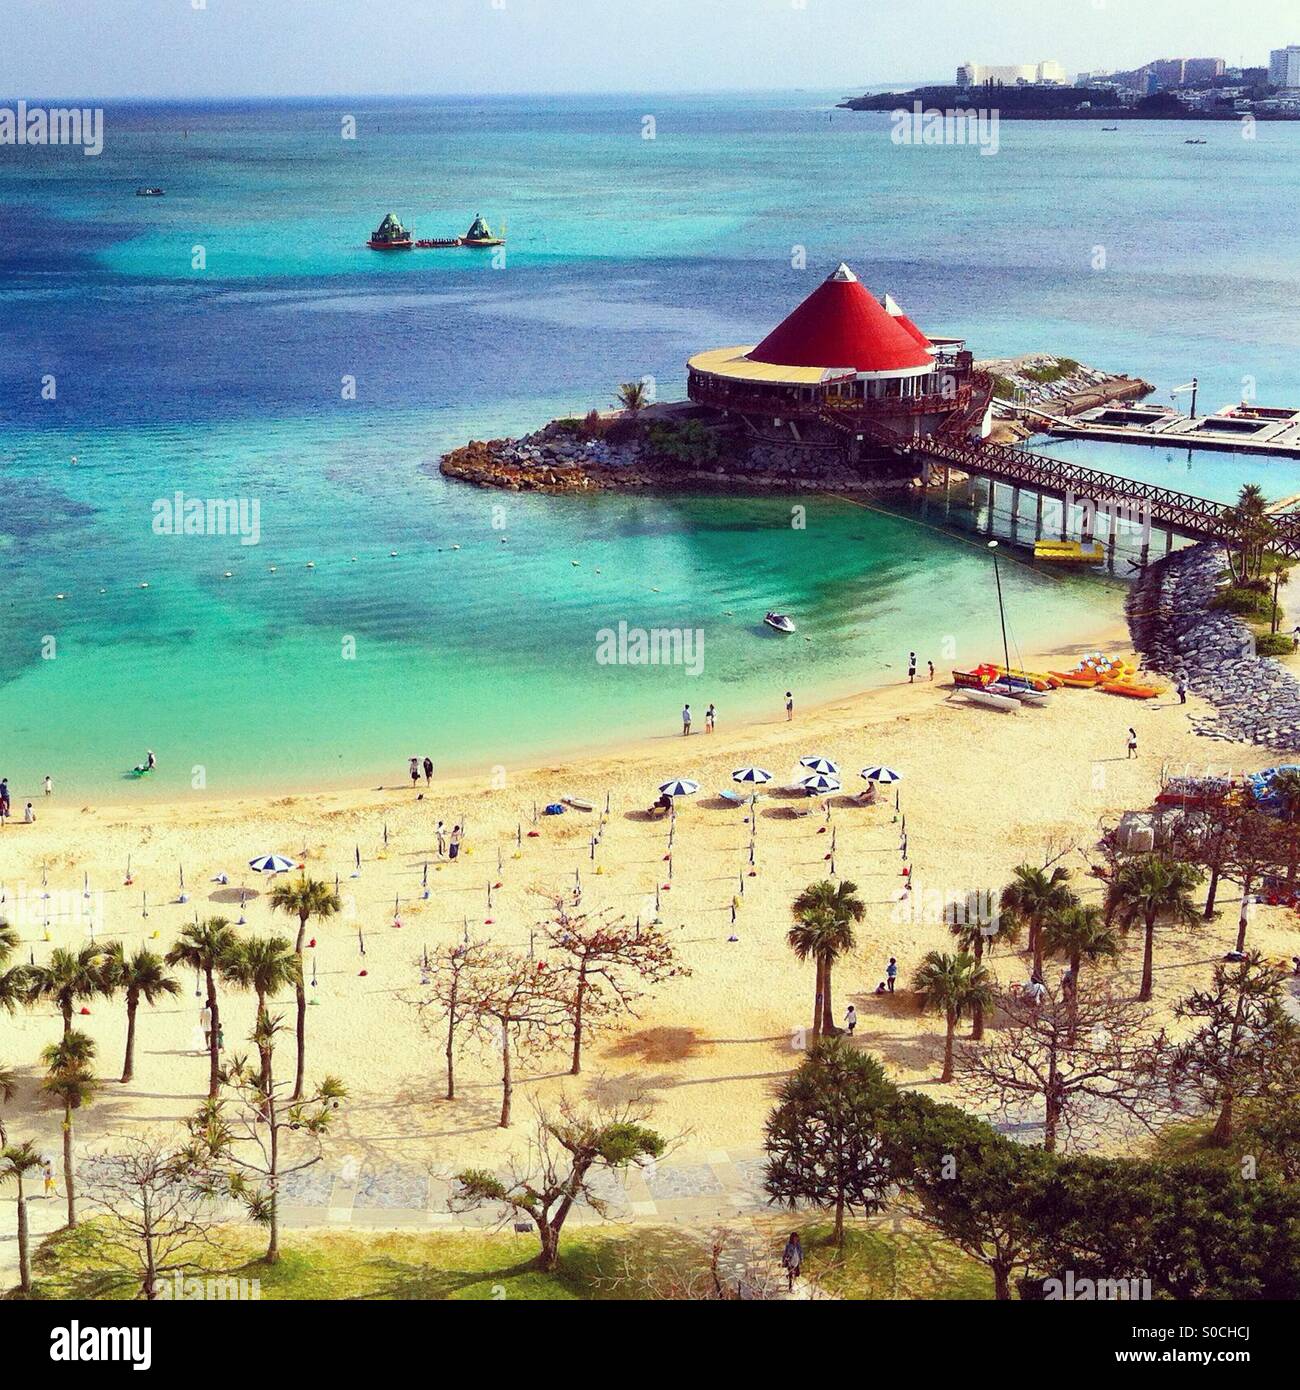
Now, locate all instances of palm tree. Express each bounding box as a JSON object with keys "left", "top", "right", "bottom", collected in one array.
[
  {"left": 1106, "top": 854, "right": 1203, "bottom": 1002},
  {"left": 223, "top": 934, "right": 301, "bottom": 1086},
  {"left": 40, "top": 1031, "right": 97, "bottom": 1228},
  {"left": 912, "top": 950, "right": 993, "bottom": 1082},
  {"left": 791, "top": 879, "right": 865, "bottom": 1034},
  {"left": 24, "top": 943, "right": 114, "bottom": 1034},
  {"left": 999, "top": 864, "right": 1076, "bottom": 977},
  {"left": 1222, "top": 483, "right": 1274, "bottom": 583},
  {"left": 0, "top": 1140, "right": 45, "bottom": 1293},
  {"left": 102, "top": 944, "right": 181, "bottom": 1084},
  {"left": 166, "top": 918, "right": 238, "bottom": 1098},
  {"left": 268, "top": 878, "right": 340, "bottom": 1099},
  {"left": 948, "top": 890, "right": 1018, "bottom": 1040},
  {"left": 1040, "top": 904, "right": 1120, "bottom": 1033},
  {"left": 0, "top": 923, "right": 24, "bottom": 1149},
  {"left": 0, "top": 1064, "right": 16, "bottom": 1147},
  {"left": 616, "top": 380, "right": 648, "bottom": 413}
]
